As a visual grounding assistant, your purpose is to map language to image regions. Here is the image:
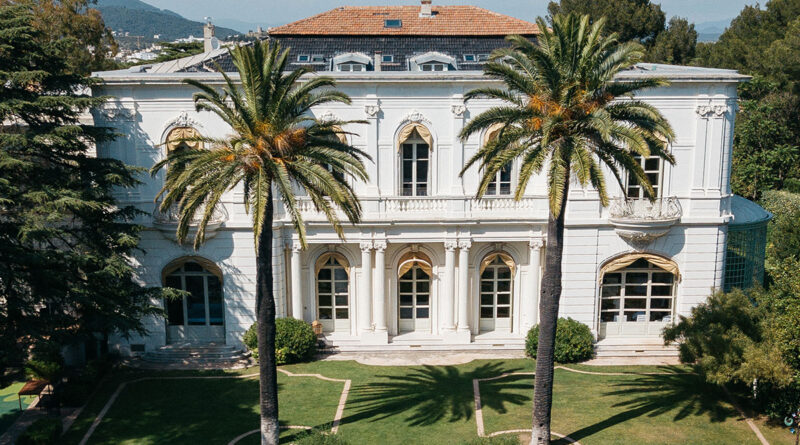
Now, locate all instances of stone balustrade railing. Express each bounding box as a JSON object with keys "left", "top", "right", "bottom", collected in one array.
[{"left": 608, "top": 196, "right": 682, "bottom": 221}]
